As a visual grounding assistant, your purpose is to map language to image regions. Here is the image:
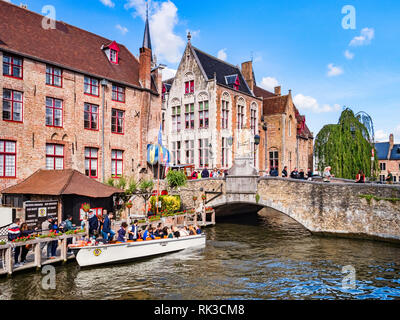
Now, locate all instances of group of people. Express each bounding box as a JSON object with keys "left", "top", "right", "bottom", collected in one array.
[
  {"left": 191, "top": 167, "right": 227, "bottom": 180},
  {"left": 115, "top": 221, "right": 202, "bottom": 243},
  {"left": 7, "top": 215, "right": 74, "bottom": 267},
  {"left": 265, "top": 166, "right": 314, "bottom": 181}
]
